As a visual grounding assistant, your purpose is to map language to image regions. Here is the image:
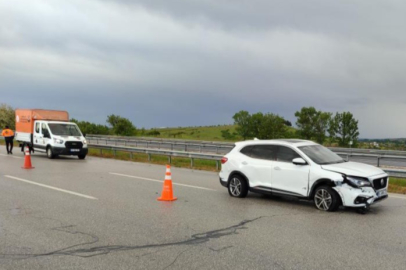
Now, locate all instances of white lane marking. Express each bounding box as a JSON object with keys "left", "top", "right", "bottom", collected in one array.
[
  {"left": 110, "top": 172, "right": 216, "bottom": 191},
  {"left": 4, "top": 175, "right": 98, "bottom": 200},
  {"left": 0, "top": 154, "right": 23, "bottom": 159}
]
